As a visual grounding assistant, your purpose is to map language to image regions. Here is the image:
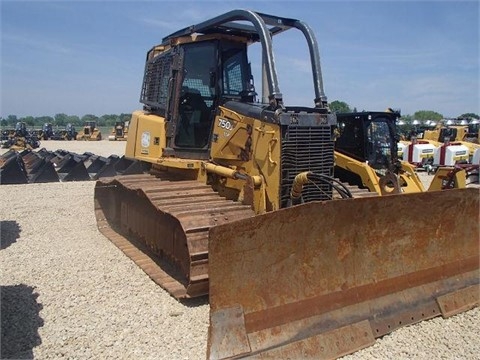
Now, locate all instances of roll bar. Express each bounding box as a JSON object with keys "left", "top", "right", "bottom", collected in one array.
[{"left": 162, "top": 9, "right": 328, "bottom": 109}]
